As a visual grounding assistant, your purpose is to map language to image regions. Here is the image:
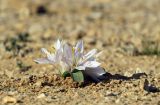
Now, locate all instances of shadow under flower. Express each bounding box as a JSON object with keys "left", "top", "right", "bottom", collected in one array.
[
  {"left": 92, "top": 72, "right": 148, "bottom": 82},
  {"left": 104, "top": 72, "right": 148, "bottom": 80},
  {"left": 81, "top": 72, "right": 147, "bottom": 87},
  {"left": 85, "top": 72, "right": 160, "bottom": 93}
]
